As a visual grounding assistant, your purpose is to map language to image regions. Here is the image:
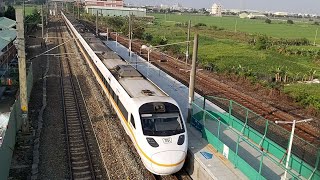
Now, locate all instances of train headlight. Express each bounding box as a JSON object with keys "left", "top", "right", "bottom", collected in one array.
[
  {"left": 146, "top": 138, "right": 159, "bottom": 147},
  {"left": 177, "top": 135, "right": 185, "bottom": 145}
]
